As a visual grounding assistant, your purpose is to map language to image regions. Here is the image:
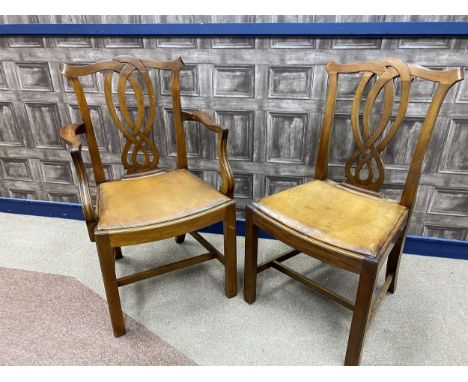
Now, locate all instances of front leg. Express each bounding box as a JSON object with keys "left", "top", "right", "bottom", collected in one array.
[
  {"left": 345, "top": 259, "right": 378, "bottom": 365},
  {"left": 224, "top": 203, "right": 237, "bottom": 298},
  {"left": 244, "top": 206, "right": 259, "bottom": 304},
  {"left": 96, "top": 235, "right": 126, "bottom": 337}
]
